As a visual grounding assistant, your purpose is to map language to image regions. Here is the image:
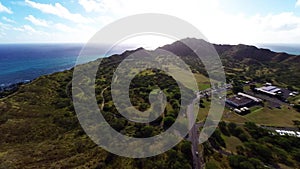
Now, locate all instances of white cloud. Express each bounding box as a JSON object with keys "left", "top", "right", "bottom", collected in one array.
[
  {"left": 84, "top": 0, "right": 300, "bottom": 45},
  {"left": 13, "top": 25, "right": 36, "bottom": 33},
  {"left": 25, "top": 0, "right": 92, "bottom": 23},
  {"left": 0, "top": 2, "right": 12, "bottom": 14},
  {"left": 78, "top": 0, "right": 103, "bottom": 12},
  {"left": 296, "top": 0, "right": 300, "bottom": 7},
  {"left": 78, "top": 0, "right": 123, "bottom": 13},
  {"left": 0, "top": 21, "right": 12, "bottom": 30},
  {"left": 258, "top": 12, "right": 300, "bottom": 31},
  {"left": 0, "top": 31, "right": 6, "bottom": 37},
  {"left": 2, "top": 16, "right": 15, "bottom": 23},
  {"left": 23, "top": 25, "right": 36, "bottom": 32},
  {"left": 188, "top": 11, "right": 300, "bottom": 44},
  {"left": 94, "top": 15, "right": 114, "bottom": 25},
  {"left": 13, "top": 27, "right": 25, "bottom": 32},
  {"left": 54, "top": 23, "right": 77, "bottom": 32},
  {"left": 25, "top": 15, "right": 49, "bottom": 27},
  {"left": 13, "top": 24, "right": 50, "bottom": 37},
  {"left": 3, "top": 0, "right": 300, "bottom": 44},
  {"left": 45, "top": 23, "right": 97, "bottom": 43}
]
